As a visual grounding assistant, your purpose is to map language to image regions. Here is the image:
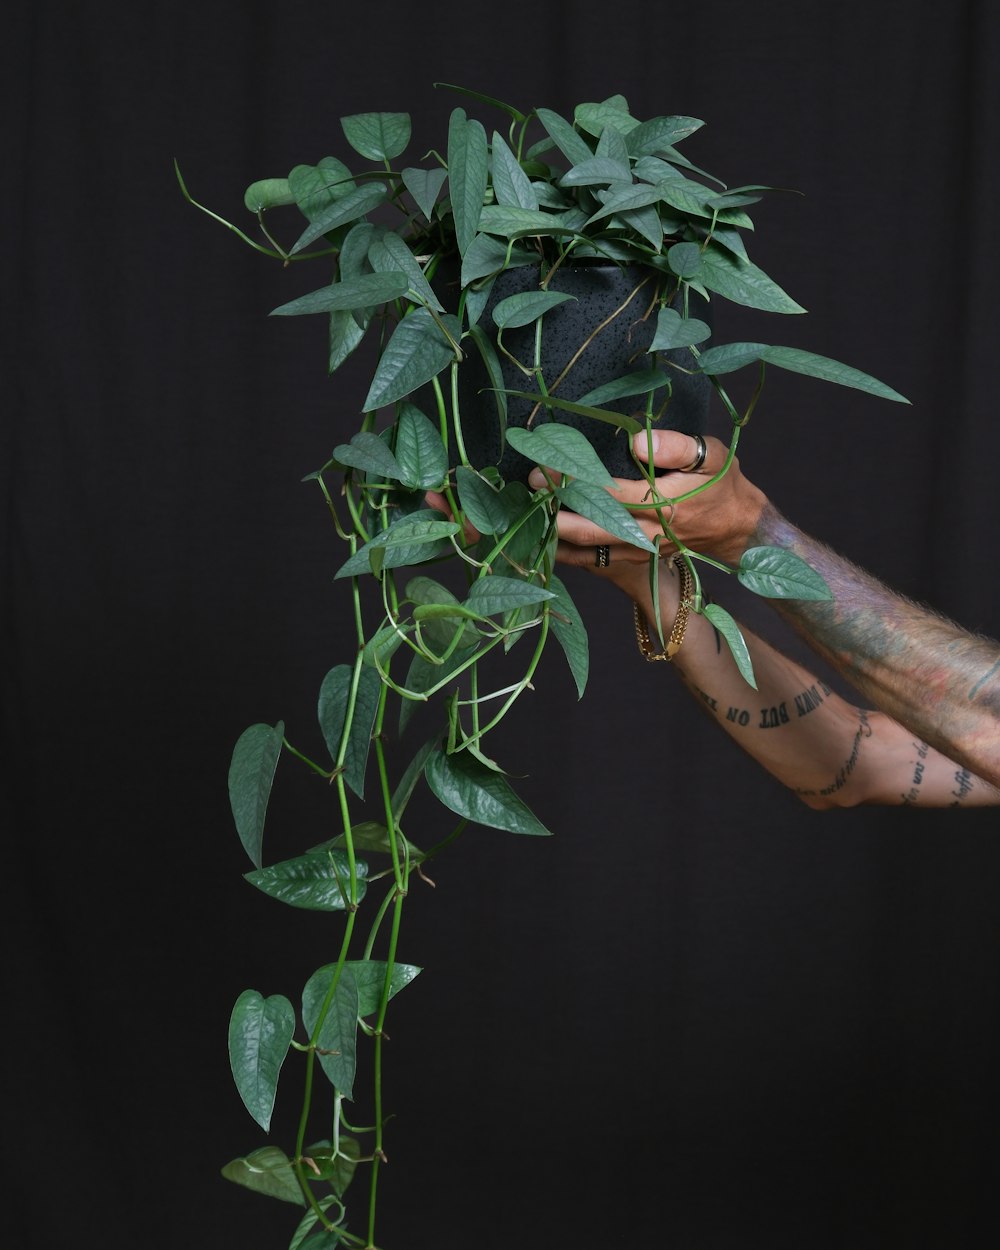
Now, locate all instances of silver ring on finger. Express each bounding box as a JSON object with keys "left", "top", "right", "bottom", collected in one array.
[
  {"left": 680, "top": 432, "right": 707, "bottom": 473},
  {"left": 595, "top": 545, "right": 611, "bottom": 568}
]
